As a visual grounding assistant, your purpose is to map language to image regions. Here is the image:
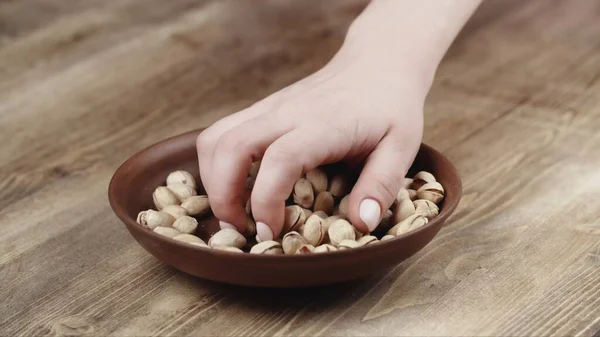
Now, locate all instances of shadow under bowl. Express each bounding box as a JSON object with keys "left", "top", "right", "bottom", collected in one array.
[{"left": 108, "top": 129, "right": 462, "bottom": 288}]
